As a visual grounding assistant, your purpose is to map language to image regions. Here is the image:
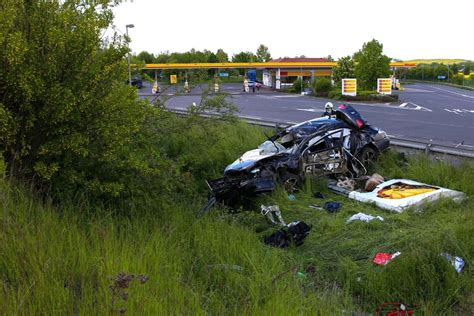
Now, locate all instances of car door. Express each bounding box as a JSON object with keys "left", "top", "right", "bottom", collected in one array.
[{"left": 299, "top": 129, "right": 348, "bottom": 177}]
